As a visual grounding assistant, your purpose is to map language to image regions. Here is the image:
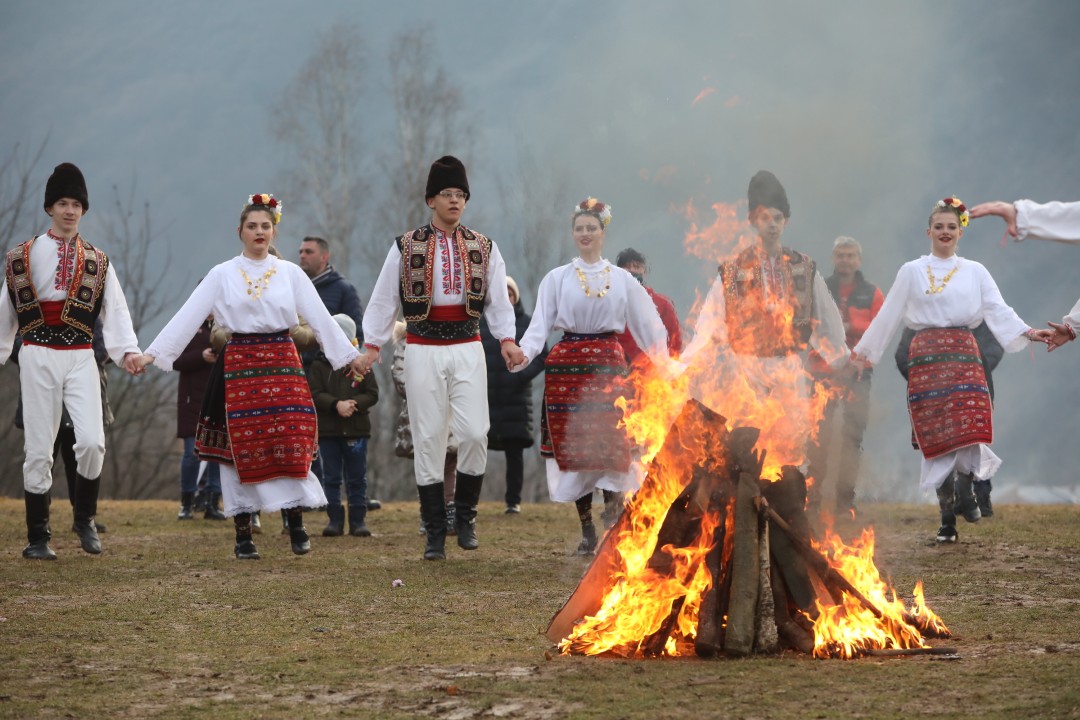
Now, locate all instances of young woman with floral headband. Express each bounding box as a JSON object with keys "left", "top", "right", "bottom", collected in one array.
[
  {"left": 514, "top": 197, "right": 671, "bottom": 555},
  {"left": 850, "top": 197, "right": 1051, "bottom": 544},
  {"left": 137, "top": 194, "right": 366, "bottom": 559}
]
